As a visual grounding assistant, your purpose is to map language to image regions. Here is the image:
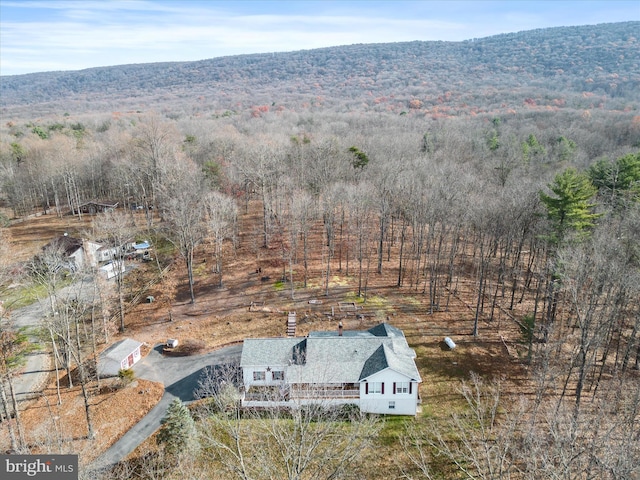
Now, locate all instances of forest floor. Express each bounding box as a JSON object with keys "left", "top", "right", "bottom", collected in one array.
[{"left": 2, "top": 202, "right": 534, "bottom": 473}]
